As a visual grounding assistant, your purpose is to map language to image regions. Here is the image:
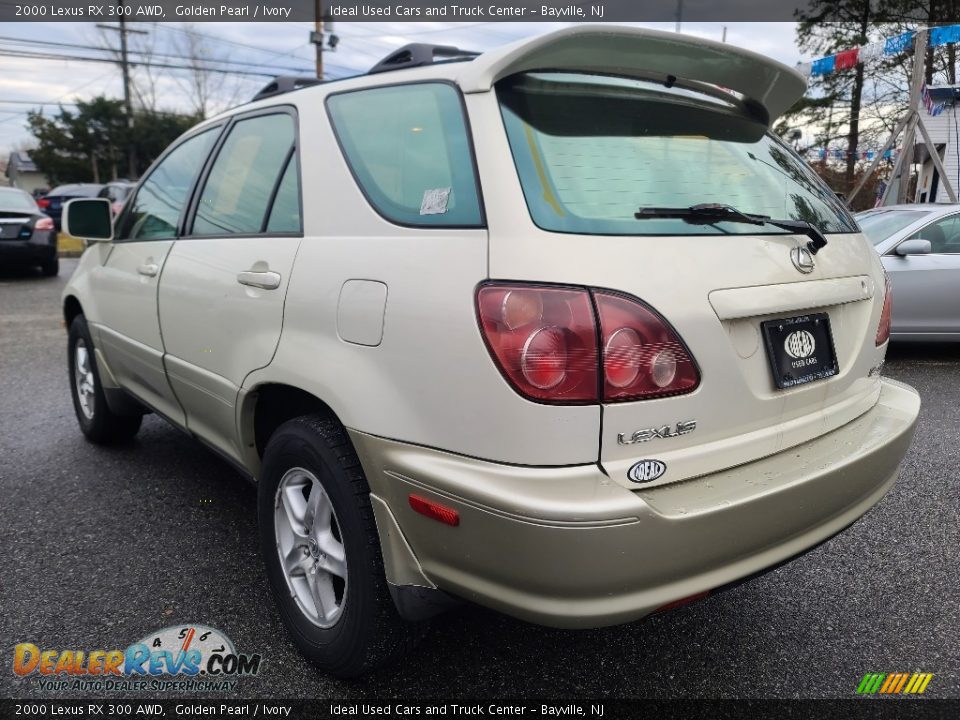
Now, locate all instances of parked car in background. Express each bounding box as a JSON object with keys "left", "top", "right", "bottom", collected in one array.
[
  {"left": 0, "top": 186, "right": 58, "bottom": 276},
  {"left": 98, "top": 181, "right": 135, "bottom": 216},
  {"left": 38, "top": 183, "right": 103, "bottom": 230},
  {"left": 60, "top": 26, "right": 920, "bottom": 677},
  {"left": 857, "top": 204, "right": 960, "bottom": 341}
]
